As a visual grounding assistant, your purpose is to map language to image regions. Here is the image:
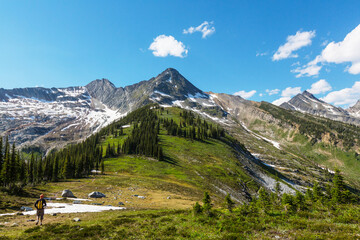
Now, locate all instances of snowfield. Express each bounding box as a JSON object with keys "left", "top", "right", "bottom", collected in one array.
[{"left": 0, "top": 202, "right": 125, "bottom": 217}]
